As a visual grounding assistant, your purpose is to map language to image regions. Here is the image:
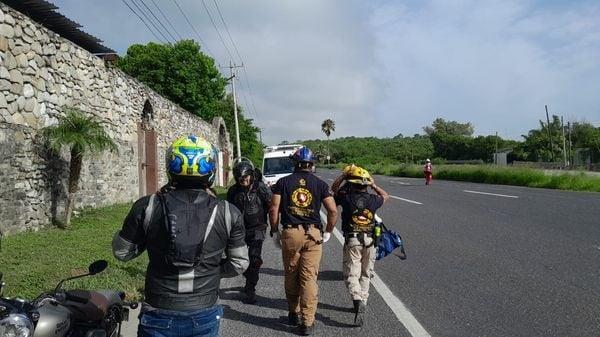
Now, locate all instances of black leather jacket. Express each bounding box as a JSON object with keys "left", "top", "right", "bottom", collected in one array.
[{"left": 112, "top": 188, "right": 248, "bottom": 310}]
